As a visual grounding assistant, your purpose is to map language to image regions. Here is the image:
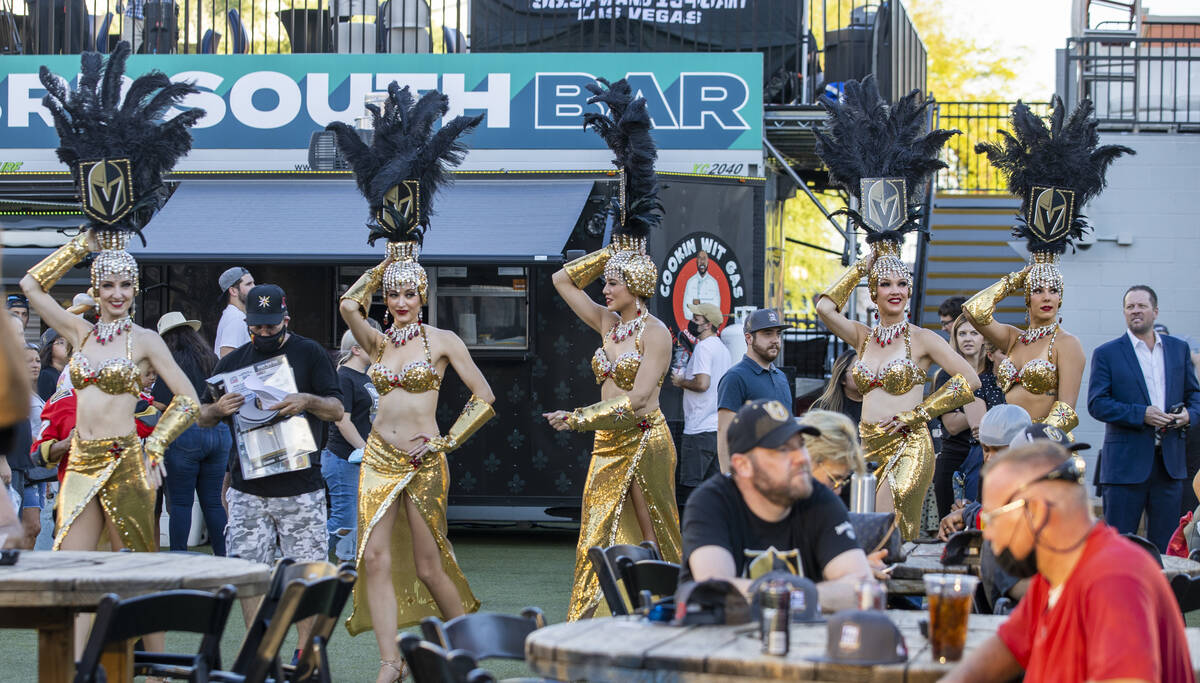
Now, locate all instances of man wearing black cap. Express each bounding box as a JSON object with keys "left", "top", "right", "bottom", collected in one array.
[
  {"left": 213, "top": 266, "right": 255, "bottom": 358},
  {"left": 6, "top": 294, "right": 29, "bottom": 331},
  {"left": 199, "top": 284, "right": 343, "bottom": 625},
  {"left": 681, "top": 399, "right": 871, "bottom": 611},
  {"left": 715, "top": 308, "right": 793, "bottom": 472}
]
